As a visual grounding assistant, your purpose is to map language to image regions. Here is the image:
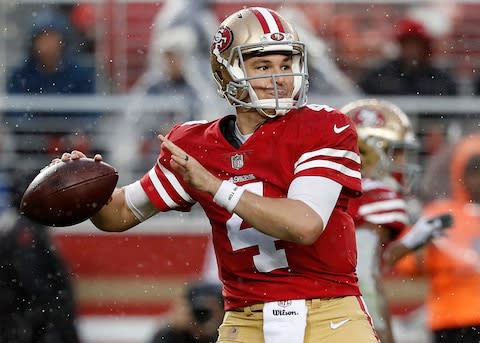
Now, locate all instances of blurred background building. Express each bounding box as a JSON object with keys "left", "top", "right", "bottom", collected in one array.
[{"left": 1, "top": 1, "right": 480, "bottom": 343}]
